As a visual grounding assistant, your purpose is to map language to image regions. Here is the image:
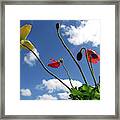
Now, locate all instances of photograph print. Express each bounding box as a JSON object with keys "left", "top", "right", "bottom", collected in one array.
[{"left": 20, "top": 20, "right": 100, "bottom": 100}]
